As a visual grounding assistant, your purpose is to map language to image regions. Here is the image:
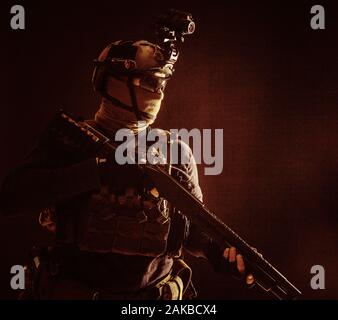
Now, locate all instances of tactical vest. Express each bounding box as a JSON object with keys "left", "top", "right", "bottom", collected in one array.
[{"left": 39, "top": 128, "right": 189, "bottom": 258}]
